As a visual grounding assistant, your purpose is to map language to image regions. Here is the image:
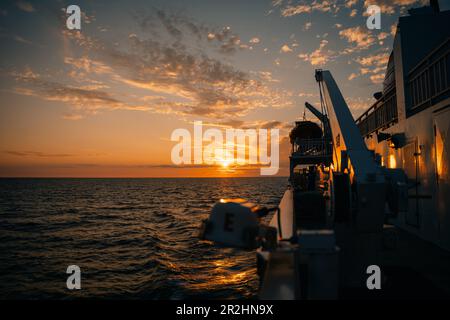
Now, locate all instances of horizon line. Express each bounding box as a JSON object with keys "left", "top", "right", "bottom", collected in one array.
[{"left": 0, "top": 176, "right": 289, "bottom": 179}]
